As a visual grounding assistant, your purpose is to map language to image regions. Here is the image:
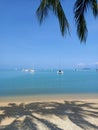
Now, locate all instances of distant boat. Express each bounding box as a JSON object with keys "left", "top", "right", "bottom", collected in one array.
[
  {"left": 28, "top": 69, "right": 35, "bottom": 73},
  {"left": 22, "top": 69, "right": 35, "bottom": 73},
  {"left": 22, "top": 69, "right": 28, "bottom": 72},
  {"left": 57, "top": 70, "right": 64, "bottom": 74}
]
